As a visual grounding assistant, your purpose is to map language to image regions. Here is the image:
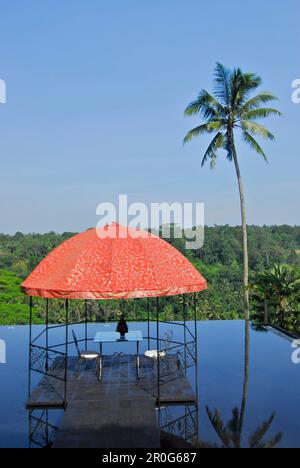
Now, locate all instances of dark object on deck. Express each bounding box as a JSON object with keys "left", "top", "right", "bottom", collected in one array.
[{"left": 116, "top": 315, "right": 128, "bottom": 339}]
